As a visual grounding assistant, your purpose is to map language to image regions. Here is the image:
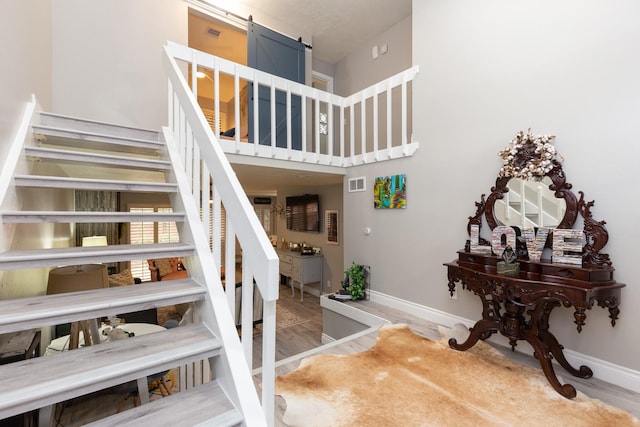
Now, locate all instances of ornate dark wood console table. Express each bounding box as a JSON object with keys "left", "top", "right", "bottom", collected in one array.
[
  {"left": 445, "top": 252, "right": 624, "bottom": 399},
  {"left": 447, "top": 129, "right": 626, "bottom": 399}
]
